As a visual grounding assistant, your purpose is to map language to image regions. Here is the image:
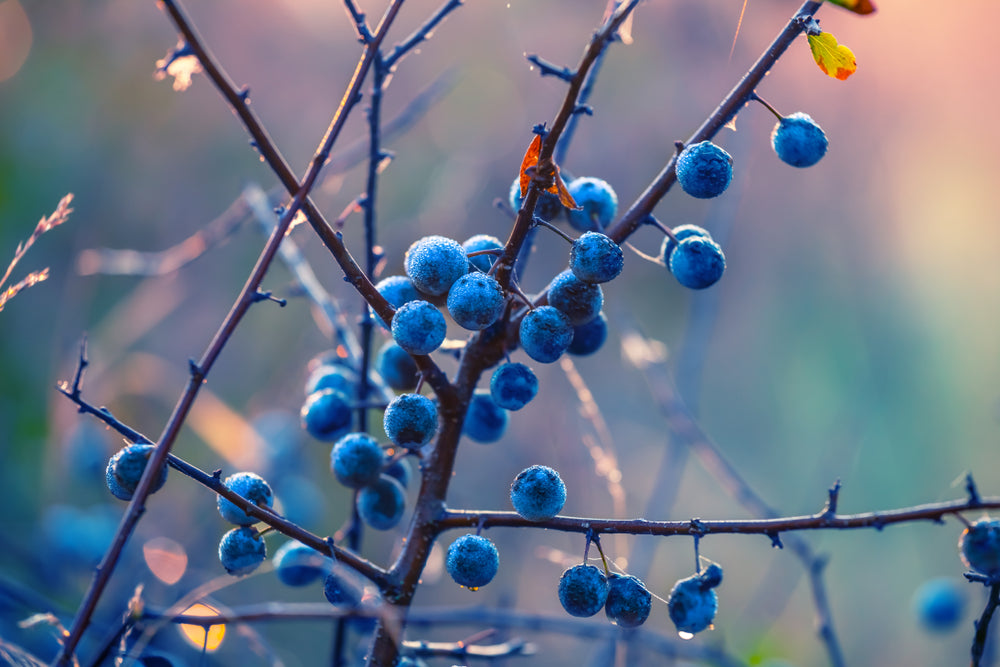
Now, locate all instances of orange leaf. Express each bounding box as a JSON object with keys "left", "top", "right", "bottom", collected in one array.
[
  {"left": 553, "top": 166, "right": 578, "bottom": 210},
  {"left": 807, "top": 32, "right": 857, "bottom": 81},
  {"left": 518, "top": 134, "right": 542, "bottom": 199},
  {"left": 826, "top": 0, "right": 876, "bottom": 15}
]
